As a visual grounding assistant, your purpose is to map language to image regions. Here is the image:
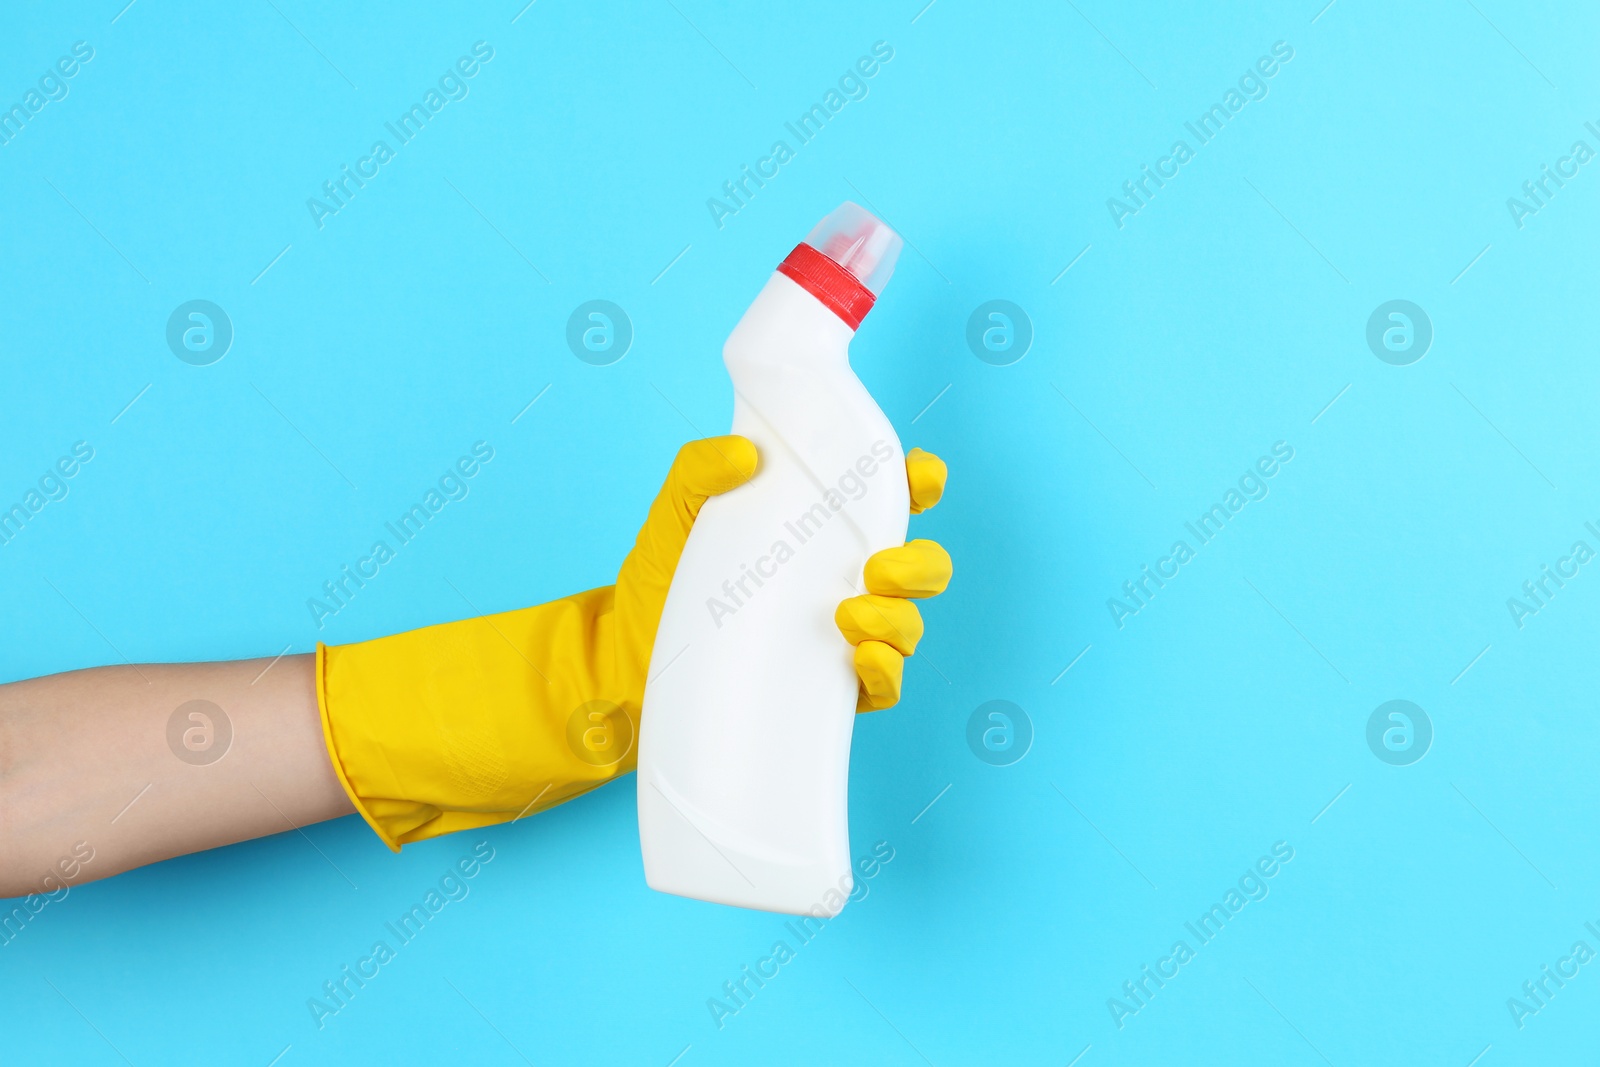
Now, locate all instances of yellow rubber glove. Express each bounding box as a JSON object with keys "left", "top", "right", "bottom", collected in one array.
[
  {"left": 837, "top": 447, "right": 951, "bottom": 711},
  {"left": 316, "top": 438, "right": 951, "bottom": 850}
]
